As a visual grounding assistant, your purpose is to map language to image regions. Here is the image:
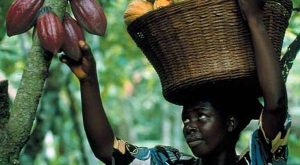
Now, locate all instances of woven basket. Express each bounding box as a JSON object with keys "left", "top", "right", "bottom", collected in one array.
[{"left": 127, "top": 0, "right": 292, "bottom": 105}]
